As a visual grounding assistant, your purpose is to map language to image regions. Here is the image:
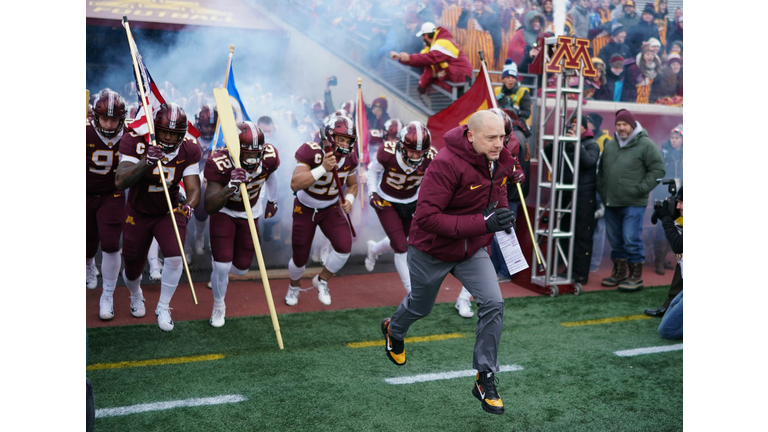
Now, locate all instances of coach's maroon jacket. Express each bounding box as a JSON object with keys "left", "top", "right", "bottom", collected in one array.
[{"left": 408, "top": 125, "right": 515, "bottom": 262}]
